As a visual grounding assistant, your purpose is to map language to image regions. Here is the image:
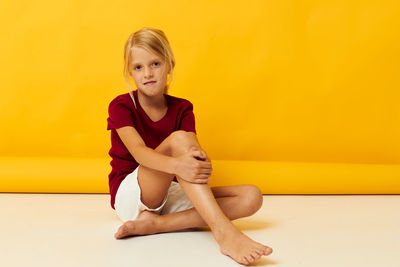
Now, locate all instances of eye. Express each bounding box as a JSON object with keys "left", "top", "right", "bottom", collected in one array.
[
  {"left": 153, "top": 62, "right": 160, "bottom": 66},
  {"left": 134, "top": 65, "right": 141, "bottom": 70}
]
